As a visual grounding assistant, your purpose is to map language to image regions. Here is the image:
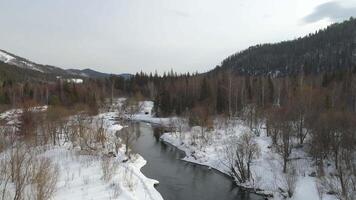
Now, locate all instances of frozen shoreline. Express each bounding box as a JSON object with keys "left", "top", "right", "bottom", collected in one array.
[
  {"left": 134, "top": 101, "right": 337, "bottom": 200},
  {"left": 0, "top": 107, "right": 163, "bottom": 200}
]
